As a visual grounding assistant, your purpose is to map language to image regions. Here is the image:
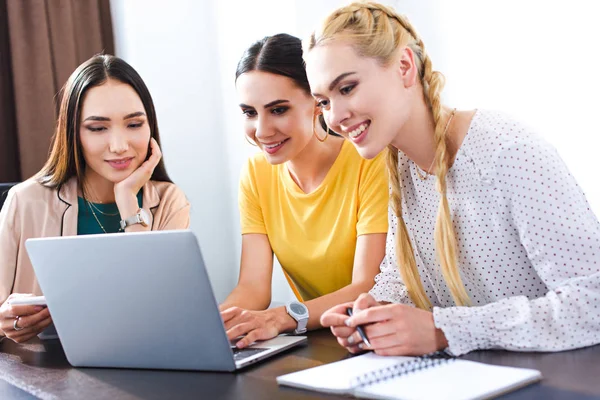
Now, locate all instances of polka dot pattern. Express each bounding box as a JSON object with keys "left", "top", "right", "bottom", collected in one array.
[{"left": 370, "top": 110, "right": 600, "bottom": 356}]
